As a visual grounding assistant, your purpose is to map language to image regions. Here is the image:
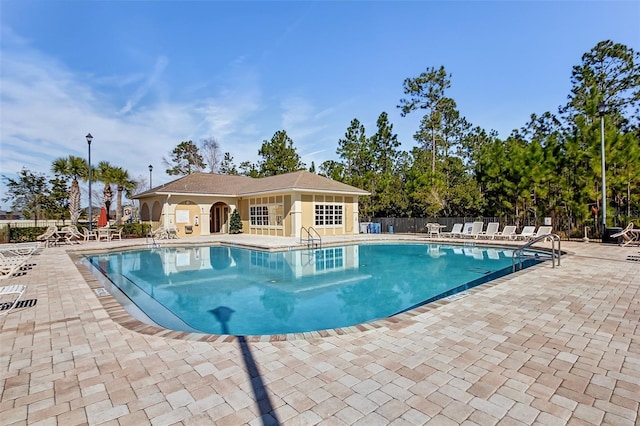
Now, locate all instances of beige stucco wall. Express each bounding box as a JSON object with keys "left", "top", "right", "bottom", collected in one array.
[
  {"left": 139, "top": 195, "right": 237, "bottom": 237},
  {"left": 138, "top": 191, "right": 361, "bottom": 239}
]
